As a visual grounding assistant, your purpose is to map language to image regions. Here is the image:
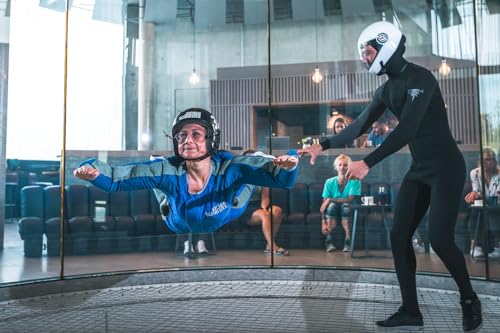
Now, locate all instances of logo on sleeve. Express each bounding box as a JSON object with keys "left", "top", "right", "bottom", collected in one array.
[{"left": 408, "top": 88, "right": 424, "bottom": 102}]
